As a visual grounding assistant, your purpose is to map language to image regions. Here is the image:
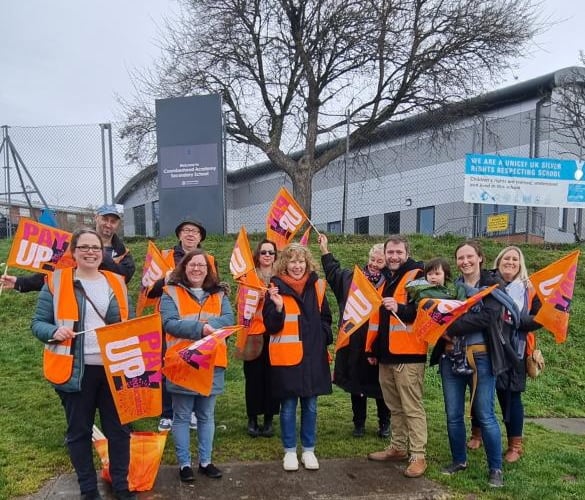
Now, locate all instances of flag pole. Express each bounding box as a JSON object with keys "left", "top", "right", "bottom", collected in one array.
[
  {"left": 391, "top": 310, "right": 407, "bottom": 328},
  {"left": 0, "top": 264, "right": 9, "bottom": 296},
  {"left": 48, "top": 328, "right": 93, "bottom": 343}
]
